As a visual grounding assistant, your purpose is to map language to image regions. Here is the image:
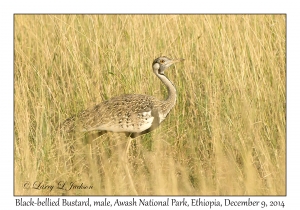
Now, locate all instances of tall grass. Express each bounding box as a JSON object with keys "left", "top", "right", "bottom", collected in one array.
[{"left": 14, "top": 15, "right": 286, "bottom": 195}]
